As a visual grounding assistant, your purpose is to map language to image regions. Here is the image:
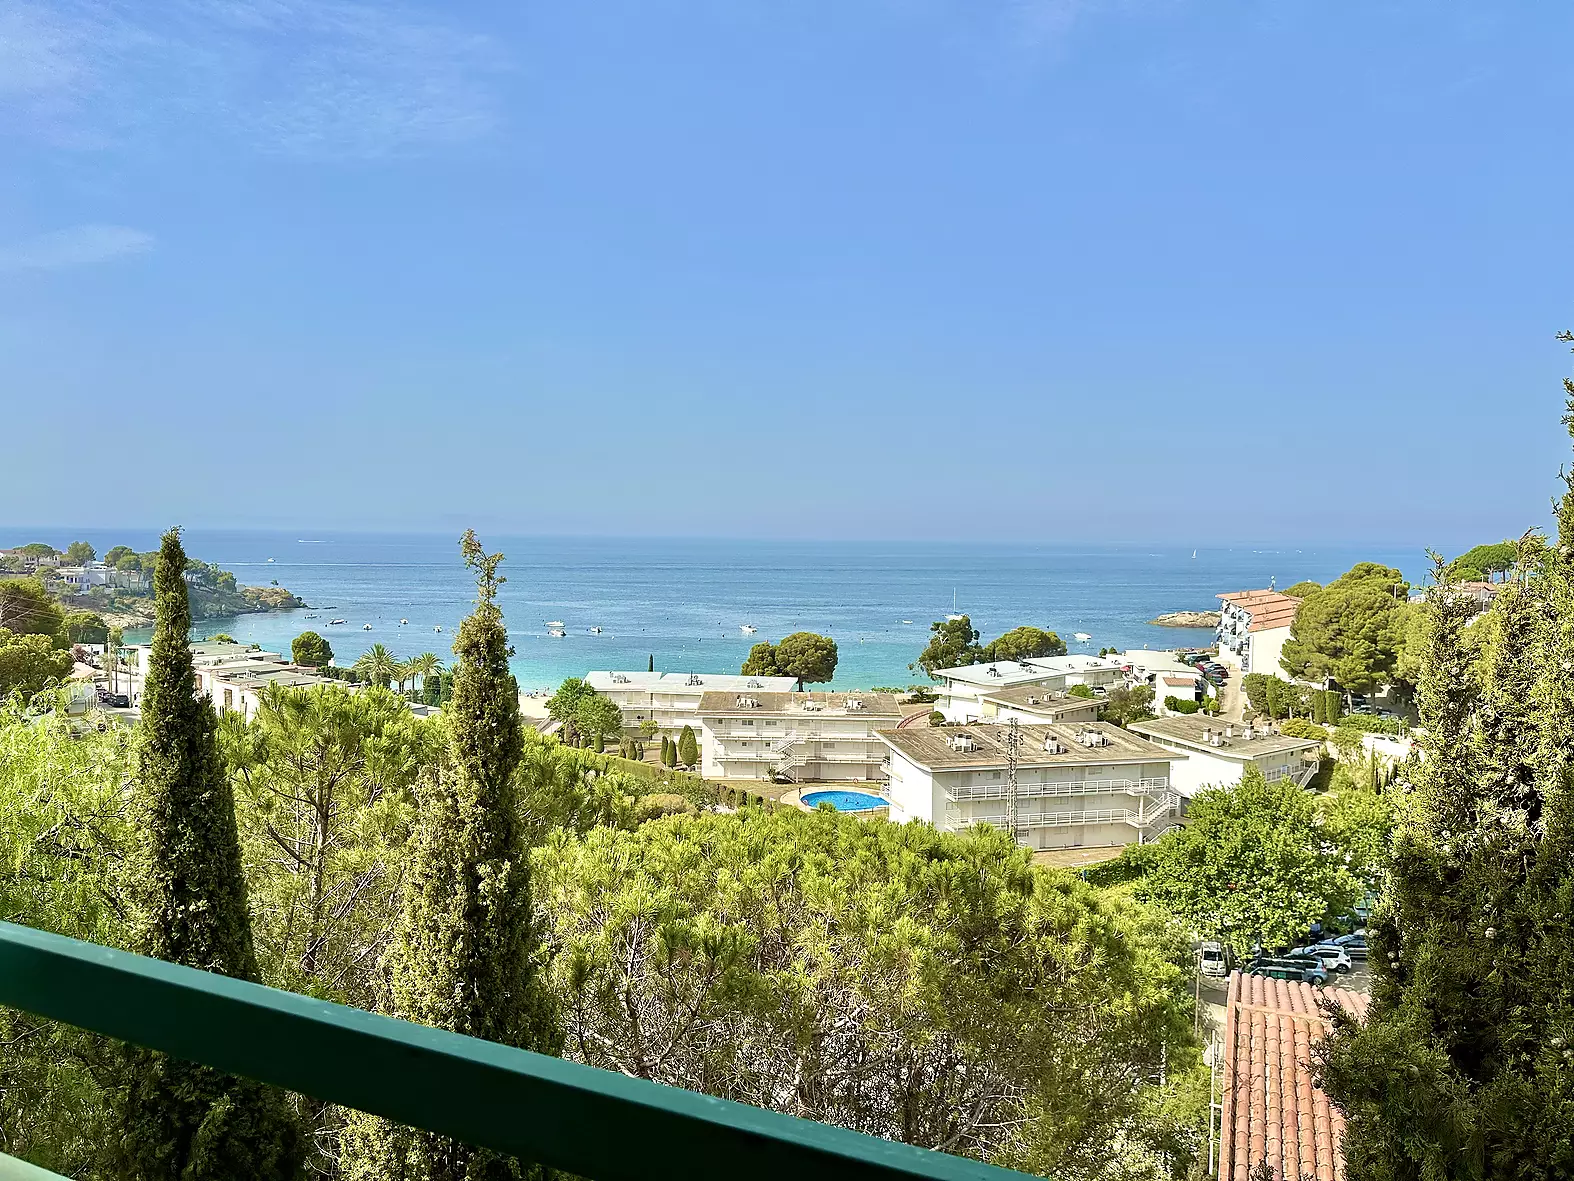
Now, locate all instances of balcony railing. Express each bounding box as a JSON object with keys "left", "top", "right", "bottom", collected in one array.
[
  {"left": 945, "top": 777, "right": 1168, "bottom": 802},
  {"left": 0, "top": 921, "right": 1025, "bottom": 1181}
]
